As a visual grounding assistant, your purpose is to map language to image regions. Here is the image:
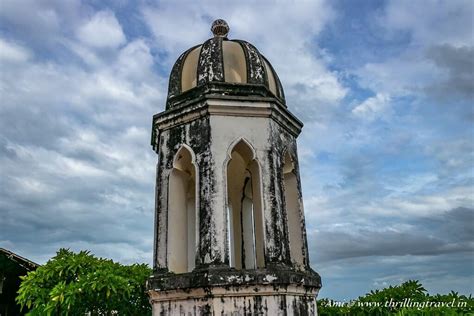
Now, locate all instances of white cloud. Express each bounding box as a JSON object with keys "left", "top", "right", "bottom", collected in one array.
[
  {"left": 0, "top": 38, "right": 31, "bottom": 62},
  {"left": 425, "top": 139, "right": 474, "bottom": 174},
  {"left": 117, "top": 39, "right": 155, "bottom": 80},
  {"left": 355, "top": 54, "right": 443, "bottom": 97},
  {"left": 360, "top": 186, "right": 474, "bottom": 217},
  {"left": 0, "top": 0, "right": 63, "bottom": 36},
  {"left": 352, "top": 93, "right": 391, "bottom": 120},
  {"left": 0, "top": 4, "right": 162, "bottom": 266},
  {"left": 382, "top": 0, "right": 473, "bottom": 47},
  {"left": 141, "top": 0, "right": 347, "bottom": 112},
  {"left": 384, "top": 173, "right": 439, "bottom": 196},
  {"left": 355, "top": 0, "right": 473, "bottom": 101},
  {"left": 77, "top": 10, "right": 126, "bottom": 49},
  {"left": 141, "top": 5, "right": 209, "bottom": 59}
]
